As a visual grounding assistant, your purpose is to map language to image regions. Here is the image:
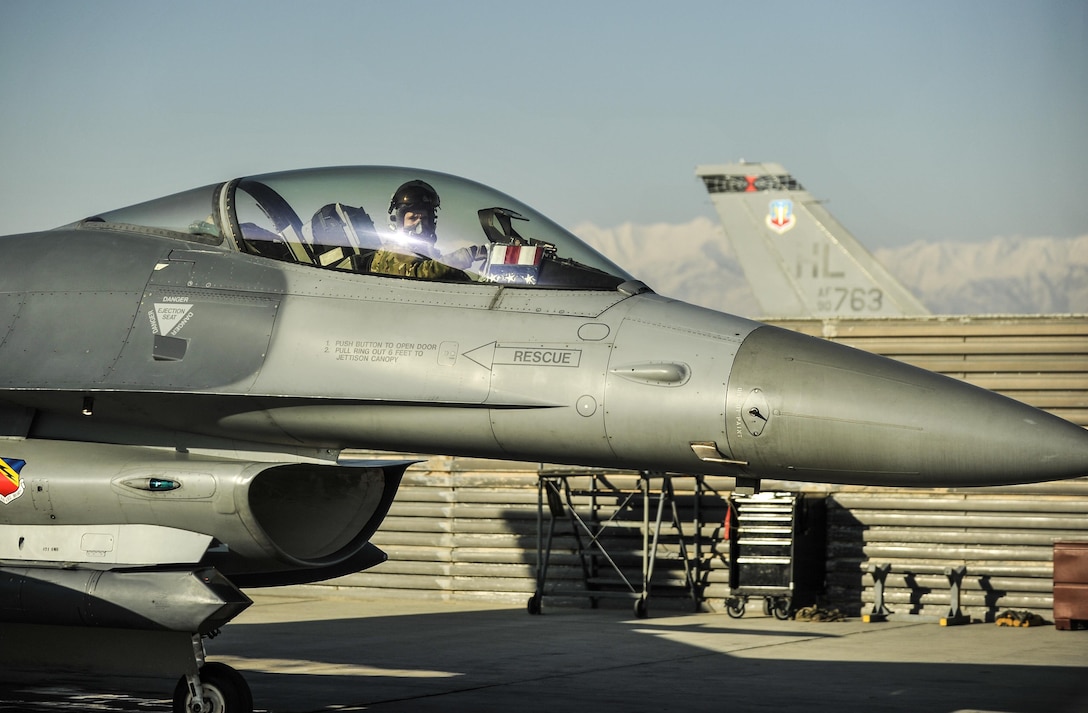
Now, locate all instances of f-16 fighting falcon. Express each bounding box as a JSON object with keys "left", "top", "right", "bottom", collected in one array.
[
  {"left": 695, "top": 161, "right": 931, "bottom": 318},
  {"left": 1, "top": 166, "right": 1086, "bottom": 712}
]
